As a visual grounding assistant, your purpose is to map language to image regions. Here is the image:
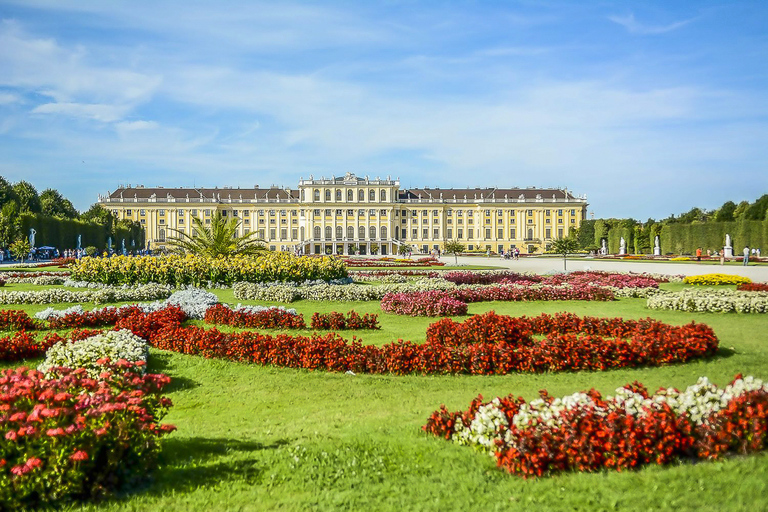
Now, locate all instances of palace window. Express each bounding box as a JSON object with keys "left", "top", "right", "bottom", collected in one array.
[
  {"left": 281, "top": 229, "right": 287, "bottom": 239},
  {"left": 126, "top": 210, "right": 132, "bottom": 215},
  {"left": 270, "top": 229, "right": 276, "bottom": 239},
  {"left": 546, "top": 210, "right": 551, "bottom": 216},
  {"left": 325, "top": 226, "right": 332, "bottom": 239},
  {"left": 498, "top": 228, "right": 503, "bottom": 238},
  {"left": 370, "top": 226, "right": 377, "bottom": 239},
  {"left": 433, "top": 228, "right": 439, "bottom": 238},
  {"left": 336, "top": 190, "right": 342, "bottom": 201},
  {"left": 381, "top": 226, "right": 387, "bottom": 239},
  {"left": 359, "top": 190, "right": 365, "bottom": 201},
  {"left": 468, "top": 229, "right": 473, "bottom": 239},
  {"left": 545, "top": 228, "right": 551, "bottom": 239},
  {"left": 347, "top": 190, "right": 353, "bottom": 201},
  {"left": 325, "top": 209, "right": 331, "bottom": 217},
  {"left": 313, "top": 227, "right": 321, "bottom": 239},
  {"left": 447, "top": 228, "right": 453, "bottom": 238},
  {"left": 369, "top": 190, "right": 376, "bottom": 201},
  {"left": 380, "top": 190, "right": 387, "bottom": 201},
  {"left": 359, "top": 226, "right": 366, "bottom": 239},
  {"left": 380, "top": 209, "right": 387, "bottom": 216},
  {"left": 412, "top": 229, "right": 418, "bottom": 237},
  {"left": 325, "top": 190, "right": 331, "bottom": 201},
  {"left": 314, "top": 189, "right": 320, "bottom": 201},
  {"left": 336, "top": 209, "right": 342, "bottom": 216},
  {"left": 558, "top": 209, "right": 563, "bottom": 216},
  {"left": 336, "top": 226, "right": 343, "bottom": 239},
  {"left": 292, "top": 229, "right": 298, "bottom": 239},
  {"left": 347, "top": 226, "right": 354, "bottom": 239},
  {"left": 422, "top": 229, "right": 428, "bottom": 238},
  {"left": 458, "top": 229, "right": 463, "bottom": 238}
]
